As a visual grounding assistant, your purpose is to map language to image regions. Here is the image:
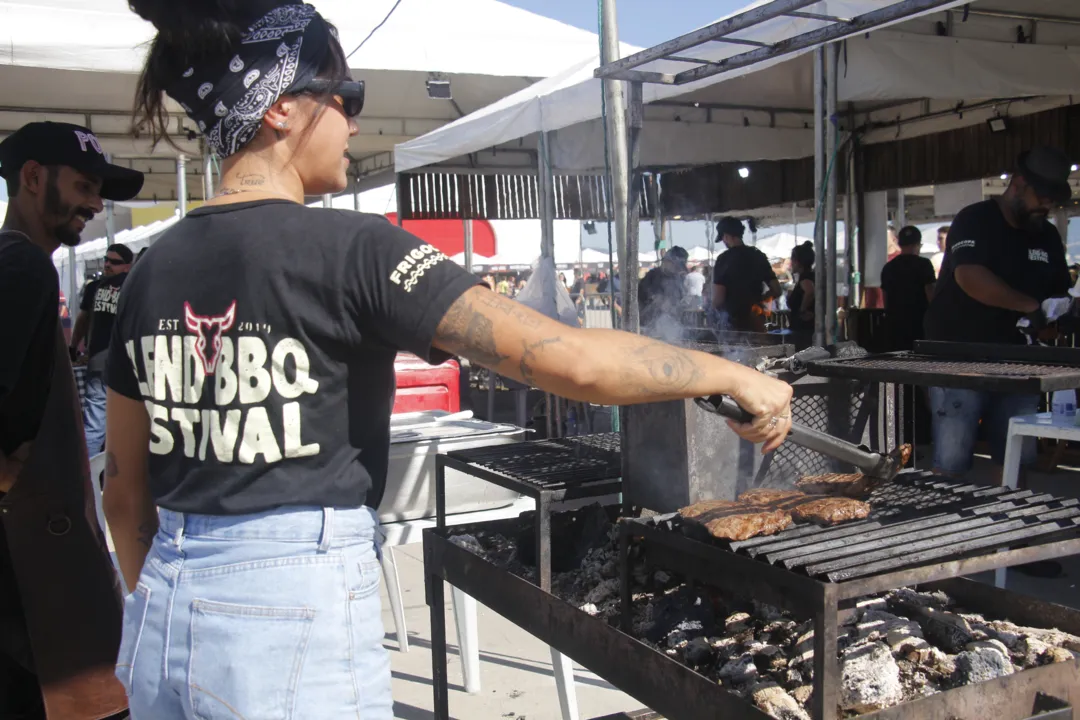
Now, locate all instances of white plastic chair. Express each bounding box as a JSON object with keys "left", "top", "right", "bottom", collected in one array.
[{"left": 88, "top": 452, "right": 127, "bottom": 595}]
